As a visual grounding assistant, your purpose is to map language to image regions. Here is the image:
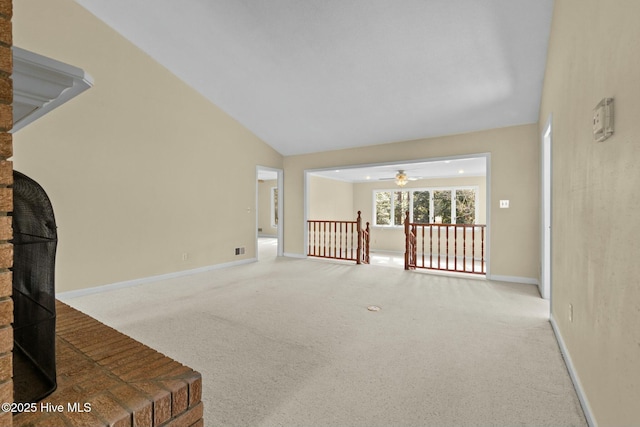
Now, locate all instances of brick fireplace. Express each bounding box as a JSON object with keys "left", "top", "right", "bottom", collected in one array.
[
  {"left": 0, "top": 2, "right": 204, "bottom": 425},
  {"left": 0, "top": 1, "right": 15, "bottom": 426},
  {"left": 13, "top": 302, "right": 203, "bottom": 427}
]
